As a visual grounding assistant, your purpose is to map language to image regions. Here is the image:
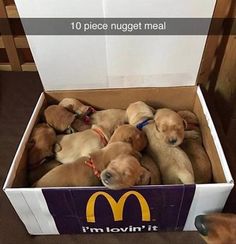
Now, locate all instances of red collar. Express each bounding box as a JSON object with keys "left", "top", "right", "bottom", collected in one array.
[
  {"left": 83, "top": 107, "right": 96, "bottom": 124},
  {"left": 186, "top": 122, "right": 199, "bottom": 131},
  {"left": 84, "top": 158, "right": 101, "bottom": 178},
  {"left": 92, "top": 127, "right": 108, "bottom": 146}
]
